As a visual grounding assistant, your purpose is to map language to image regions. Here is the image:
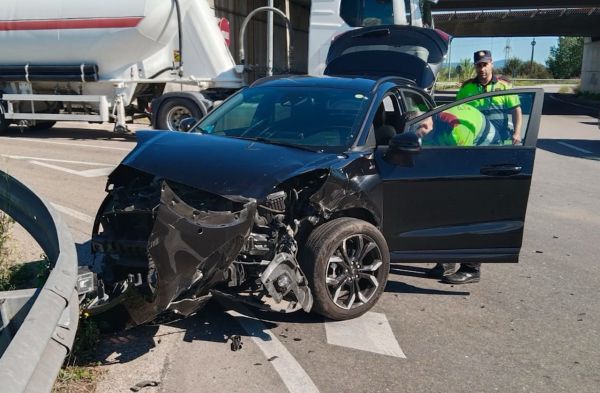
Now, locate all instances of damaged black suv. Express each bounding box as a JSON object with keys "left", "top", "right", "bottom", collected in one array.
[{"left": 83, "top": 26, "right": 543, "bottom": 328}]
